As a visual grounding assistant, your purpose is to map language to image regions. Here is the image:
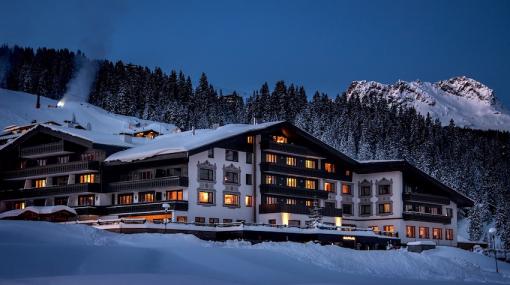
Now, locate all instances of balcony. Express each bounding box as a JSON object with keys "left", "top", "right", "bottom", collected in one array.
[
  {"left": 107, "top": 176, "right": 189, "bottom": 192},
  {"left": 0, "top": 183, "right": 101, "bottom": 199},
  {"left": 260, "top": 163, "right": 340, "bottom": 180},
  {"left": 260, "top": 184, "right": 330, "bottom": 199},
  {"left": 403, "top": 193, "right": 450, "bottom": 205},
  {"left": 105, "top": 200, "right": 189, "bottom": 215},
  {"left": 259, "top": 203, "right": 342, "bottom": 217},
  {"left": 262, "top": 141, "right": 321, "bottom": 157},
  {"left": 3, "top": 161, "right": 100, "bottom": 180},
  {"left": 403, "top": 211, "right": 452, "bottom": 224},
  {"left": 20, "top": 141, "right": 71, "bottom": 158}
]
